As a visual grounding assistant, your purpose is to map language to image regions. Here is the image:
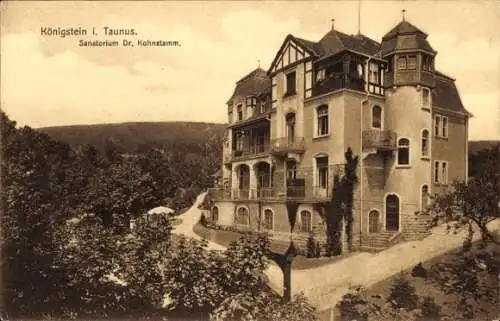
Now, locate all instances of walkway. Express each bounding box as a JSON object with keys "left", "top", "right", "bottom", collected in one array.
[
  {"left": 173, "top": 192, "right": 500, "bottom": 312},
  {"left": 172, "top": 192, "right": 284, "bottom": 294}
]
